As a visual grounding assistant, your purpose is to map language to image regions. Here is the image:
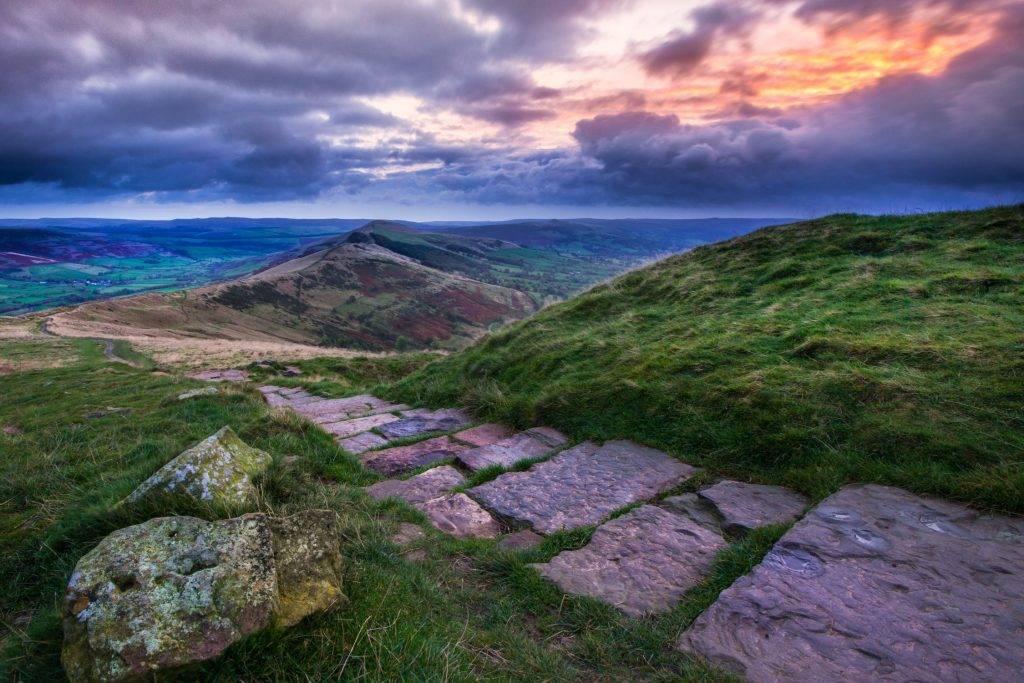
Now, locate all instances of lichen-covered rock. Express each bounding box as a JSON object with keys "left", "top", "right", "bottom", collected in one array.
[
  {"left": 123, "top": 427, "right": 271, "bottom": 510},
  {"left": 62, "top": 515, "right": 277, "bottom": 682},
  {"left": 62, "top": 511, "right": 343, "bottom": 682},
  {"left": 269, "top": 510, "right": 345, "bottom": 628}
]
